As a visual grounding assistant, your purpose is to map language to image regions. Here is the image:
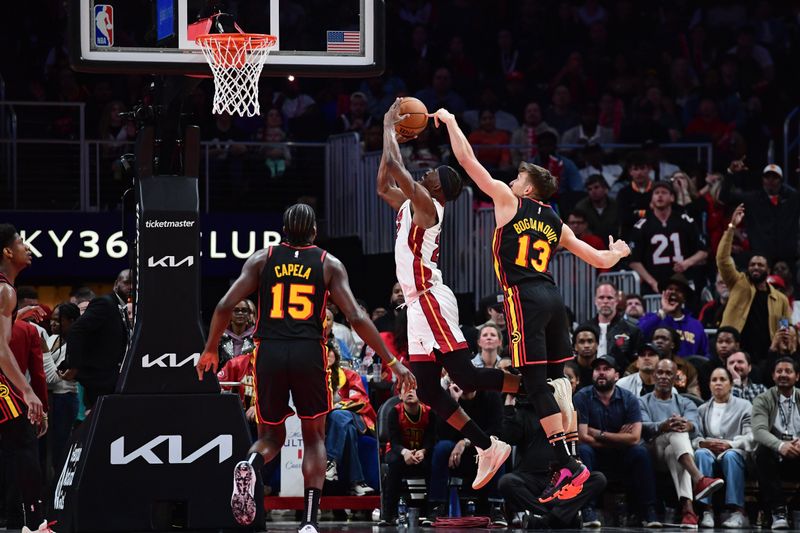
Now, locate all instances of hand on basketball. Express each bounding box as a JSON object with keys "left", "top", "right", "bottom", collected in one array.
[
  {"left": 195, "top": 350, "right": 219, "bottom": 380},
  {"left": 730, "top": 203, "right": 745, "bottom": 227},
  {"left": 390, "top": 359, "right": 416, "bottom": 394},
  {"left": 383, "top": 98, "right": 409, "bottom": 127},
  {"left": 429, "top": 108, "right": 455, "bottom": 128},
  {"left": 608, "top": 237, "right": 630, "bottom": 258}
]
